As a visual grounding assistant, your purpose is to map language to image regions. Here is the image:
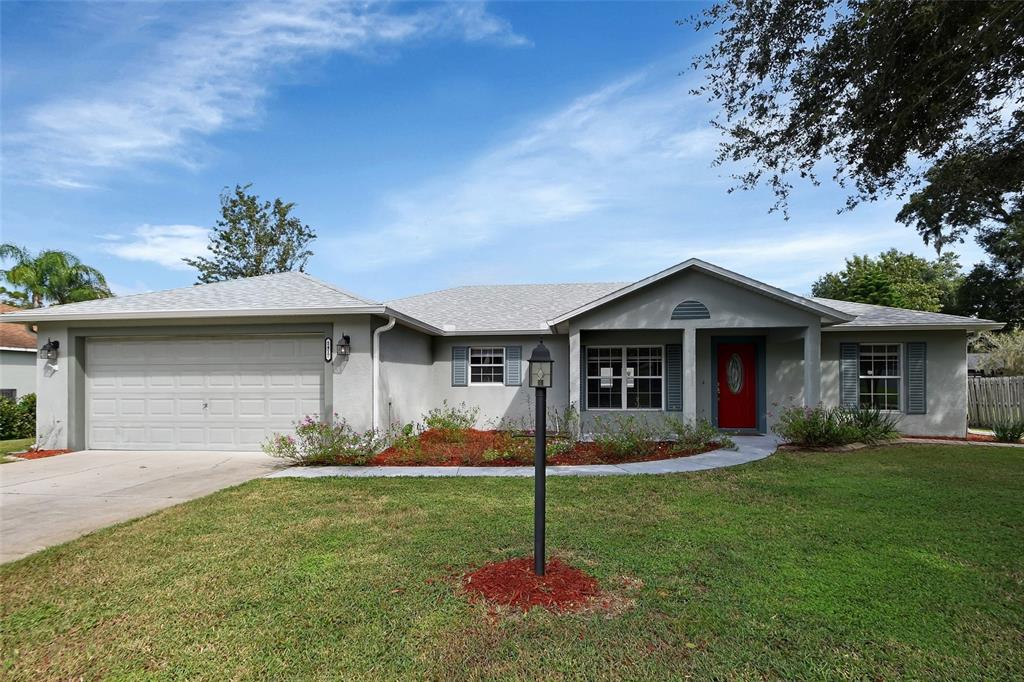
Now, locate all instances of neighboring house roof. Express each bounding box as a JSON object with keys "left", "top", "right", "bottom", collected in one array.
[
  {"left": 388, "top": 283, "right": 626, "bottom": 333},
  {"left": 0, "top": 304, "right": 37, "bottom": 351},
  {"left": 547, "top": 259, "right": 855, "bottom": 326},
  {"left": 811, "top": 297, "right": 1003, "bottom": 331}
]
